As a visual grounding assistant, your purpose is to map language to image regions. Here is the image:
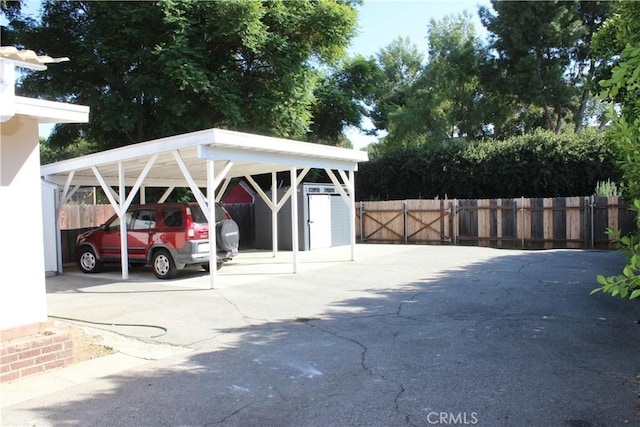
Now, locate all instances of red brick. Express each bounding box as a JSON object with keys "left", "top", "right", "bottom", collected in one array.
[
  {"left": 0, "top": 371, "right": 20, "bottom": 383},
  {"left": 56, "top": 349, "right": 74, "bottom": 360},
  {"left": 32, "top": 336, "right": 53, "bottom": 348},
  {"left": 58, "top": 356, "right": 74, "bottom": 366},
  {"left": 41, "top": 343, "right": 63, "bottom": 354},
  {"left": 36, "top": 353, "right": 57, "bottom": 365},
  {"left": 18, "top": 348, "right": 41, "bottom": 360},
  {"left": 53, "top": 333, "right": 72, "bottom": 343},
  {"left": 14, "top": 341, "right": 32, "bottom": 352},
  {"left": 20, "top": 364, "right": 44, "bottom": 377},
  {"left": 44, "top": 360, "right": 65, "bottom": 370},
  {"left": 11, "top": 358, "right": 34, "bottom": 370},
  {"left": 1, "top": 363, "right": 12, "bottom": 374},
  {"left": 0, "top": 353, "right": 18, "bottom": 365},
  {"left": 1, "top": 344, "right": 17, "bottom": 355},
  {"left": 64, "top": 340, "right": 74, "bottom": 350}
]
